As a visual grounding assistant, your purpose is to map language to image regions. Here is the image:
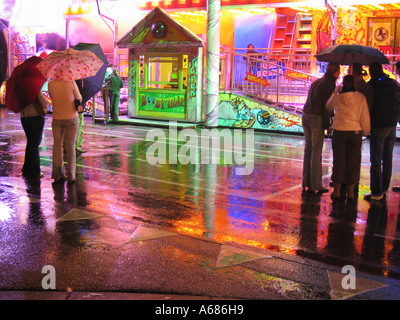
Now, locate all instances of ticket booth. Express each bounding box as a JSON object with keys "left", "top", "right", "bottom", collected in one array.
[{"left": 117, "top": 7, "right": 204, "bottom": 123}]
